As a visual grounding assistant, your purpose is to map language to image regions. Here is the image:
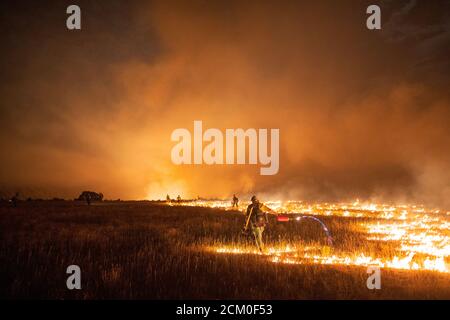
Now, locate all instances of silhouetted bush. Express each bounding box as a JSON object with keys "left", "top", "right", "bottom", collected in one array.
[{"left": 77, "top": 191, "right": 103, "bottom": 202}]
